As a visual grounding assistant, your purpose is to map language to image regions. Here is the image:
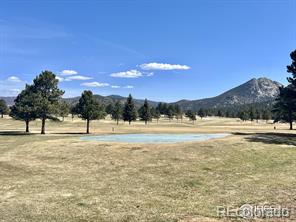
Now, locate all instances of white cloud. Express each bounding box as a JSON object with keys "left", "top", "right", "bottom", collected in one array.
[
  {"left": 56, "top": 76, "right": 64, "bottom": 82},
  {"left": 110, "top": 69, "right": 142, "bottom": 78},
  {"left": 61, "top": 70, "right": 78, "bottom": 76},
  {"left": 124, "top": 85, "right": 134, "bottom": 89},
  {"left": 81, "top": 82, "right": 110, "bottom": 87},
  {"left": 145, "top": 72, "right": 154, "bottom": 77},
  {"left": 139, "top": 63, "right": 190, "bottom": 70},
  {"left": 66, "top": 75, "right": 92, "bottom": 81},
  {"left": 7, "top": 76, "right": 22, "bottom": 82},
  {"left": 111, "top": 85, "right": 120, "bottom": 88}
]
